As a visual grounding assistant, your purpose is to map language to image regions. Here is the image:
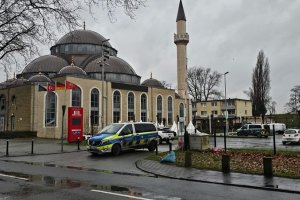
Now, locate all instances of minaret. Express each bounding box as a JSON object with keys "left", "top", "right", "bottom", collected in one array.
[{"left": 174, "top": 0, "right": 189, "bottom": 98}]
